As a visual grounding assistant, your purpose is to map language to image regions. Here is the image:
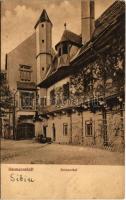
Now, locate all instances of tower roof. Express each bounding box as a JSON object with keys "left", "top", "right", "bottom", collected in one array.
[
  {"left": 34, "top": 9, "right": 52, "bottom": 29},
  {"left": 55, "top": 30, "right": 82, "bottom": 50}
]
